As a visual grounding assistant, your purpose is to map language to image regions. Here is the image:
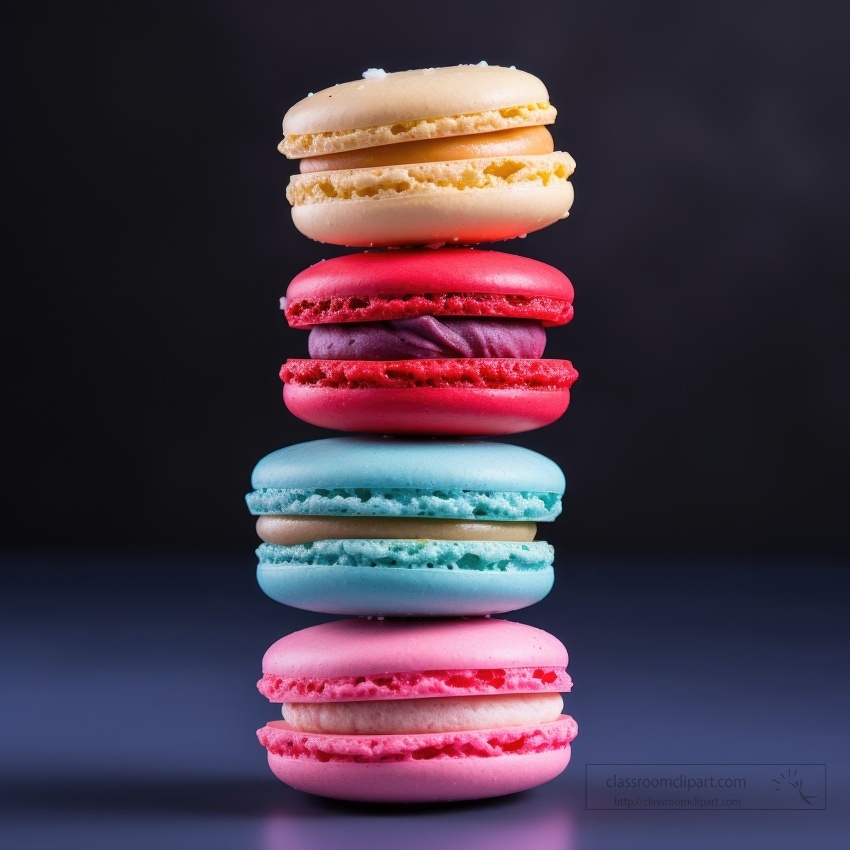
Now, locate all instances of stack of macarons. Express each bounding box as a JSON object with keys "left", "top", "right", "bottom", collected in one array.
[{"left": 248, "top": 63, "right": 579, "bottom": 803}]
